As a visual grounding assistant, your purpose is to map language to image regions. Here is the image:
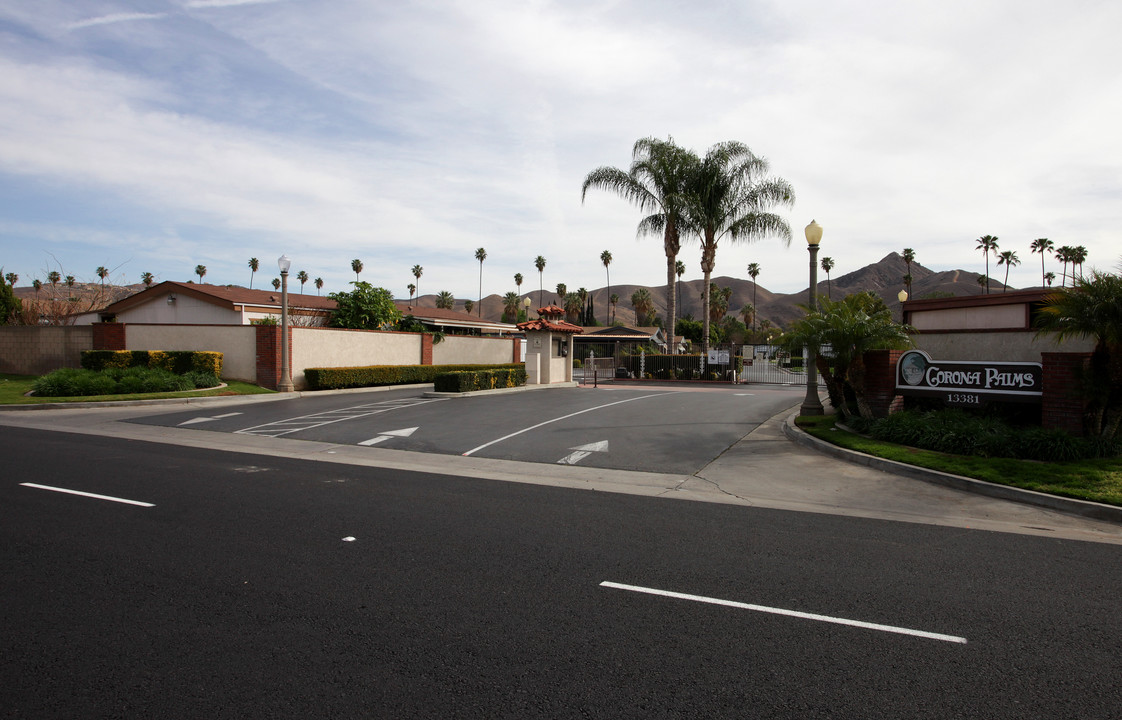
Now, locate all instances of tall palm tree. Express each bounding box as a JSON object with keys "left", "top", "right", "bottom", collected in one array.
[
  {"left": 1030, "top": 238, "right": 1053, "bottom": 287},
  {"left": 997, "top": 250, "right": 1019, "bottom": 292},
  {"left": 314, "top": 277, "right": 323, "bottom": 295},
  {"left": 64, "top": 275, "right": 75, "bottom": 299},
  {"left": 600, "top": 250, "right": 612, "bottom": 325},
  {"left": 502, "top": 291, "right": 520, "bottom": 322},
  {"left": 902, "top": 248, "right": 915, "bottom": 297},
  {"left": 1036, "top": 269, "right": 1122, "bottom": 438},
  {"left": 556, "top": 283, "right": 566, "bottom": 305},
  {"left": 820, "top": 256, "right": 835, "bottom": 299},
  {"left": 583, "top": 136, "right": 695, "bottom": 355},
  {"left": 747, "top": 262, "right": 761, "bottom": 332},
  {"left": 1056, "top": 245, "right": 1074, "bottom": 286},
  {"left": 412, "top": 265, "right": 423, "bottom": 299},
  {"left": 296, "top": 270, "right": 308, "bottom": 293},
  {"left": 514, "top": 272, "right": 523, "bottom": 299},
  {"left": 141, "top": 272, "right": 154, "bottom": 288},
  {"left": 436, "top": 290, "right": 455, "bottom": 309},
  {"left": 610, "top": 293, "right": 619, "bottom": 324},
  {"left": 351, "top": 258, "right": 363, "bottom": 282},
  {"left": 48, "top": 271, "right": 60, "bottom": 295},
  {"left": 1073, "top": 245, "right": 1088, "bottom": 282},
  {"left": 407, "top": 283, "right": 416, "bottom": 304},
  {"left": 534, "top": 255, "right": 546, "bottom": 307},
  {"left": 975, "top": 235, "right": 999, "bottom": 294},
  {"left": 96, "top": 266, "right": 109, "bottom": 289},
  {"left": 474, "top": 247, "right": 487, "bottom": 316},
  {"left": 682, "top": 141, "right": 794, "bottom": 359},
  {"left": 195, "top": 265, "right": 207, "bottom": 283},
  {"left": 248, "top": 257, "right": 259, "bottom": 289},
  {"left": 32, "top": 279, "right": 42, "bottom": 298}
]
